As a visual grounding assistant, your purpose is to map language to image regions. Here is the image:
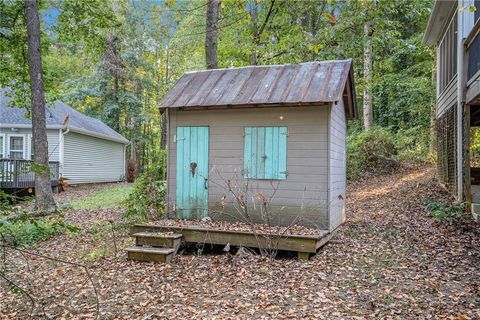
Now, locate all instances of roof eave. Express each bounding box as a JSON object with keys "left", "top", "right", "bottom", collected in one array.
[
  {"left": 346, "top": 62, "right": 357, "bottom": 119},
  {"left": 423, "top": 0, "right": 457, "bottom": 45},
  {"left": 0, "top": 123, "right": 129, "bottom": 144},
  {"left": 67, "top": 126, "right": 129, "bottom": 144}
]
